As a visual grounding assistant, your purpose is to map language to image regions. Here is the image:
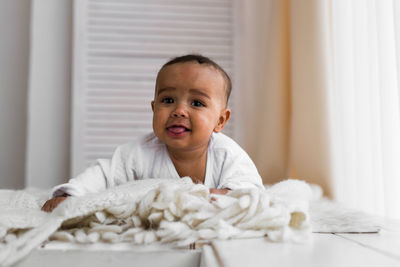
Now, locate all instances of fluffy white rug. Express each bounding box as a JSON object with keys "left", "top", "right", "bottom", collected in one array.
[
  {"left": 0, "top": 178, "right": 381, "bottom": 266},
  {"left": 0, "top": 178, "right": 314, "bottom": 266}
]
